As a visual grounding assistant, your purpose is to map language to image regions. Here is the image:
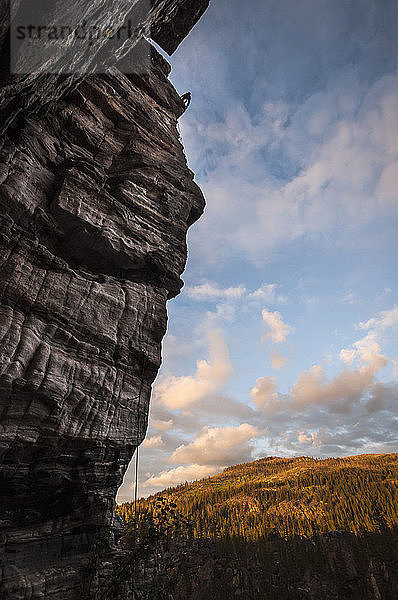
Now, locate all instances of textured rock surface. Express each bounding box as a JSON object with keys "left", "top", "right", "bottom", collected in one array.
[
  {"left": 129, "top": 534, "right": 398, "bottom": 600},
  {"left": 0, "top": 1, "right": 208, "bottom": 597}
]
